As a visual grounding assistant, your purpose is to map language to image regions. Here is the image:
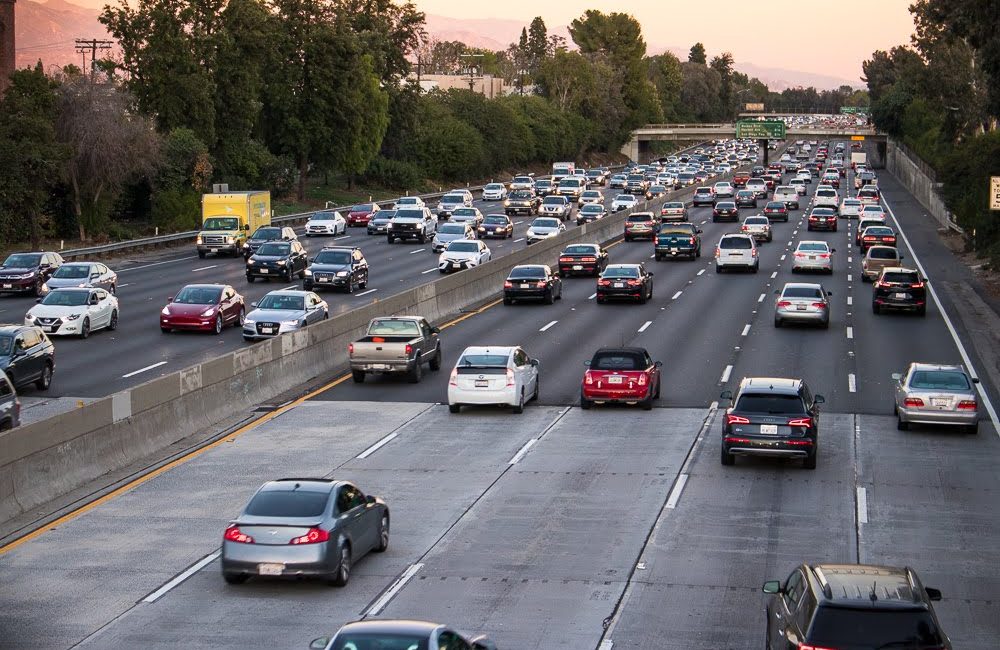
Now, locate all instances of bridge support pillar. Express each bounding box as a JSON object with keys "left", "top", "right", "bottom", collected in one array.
[{"left": 621, "top": 138, "right": 640, "bottom": 163}]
